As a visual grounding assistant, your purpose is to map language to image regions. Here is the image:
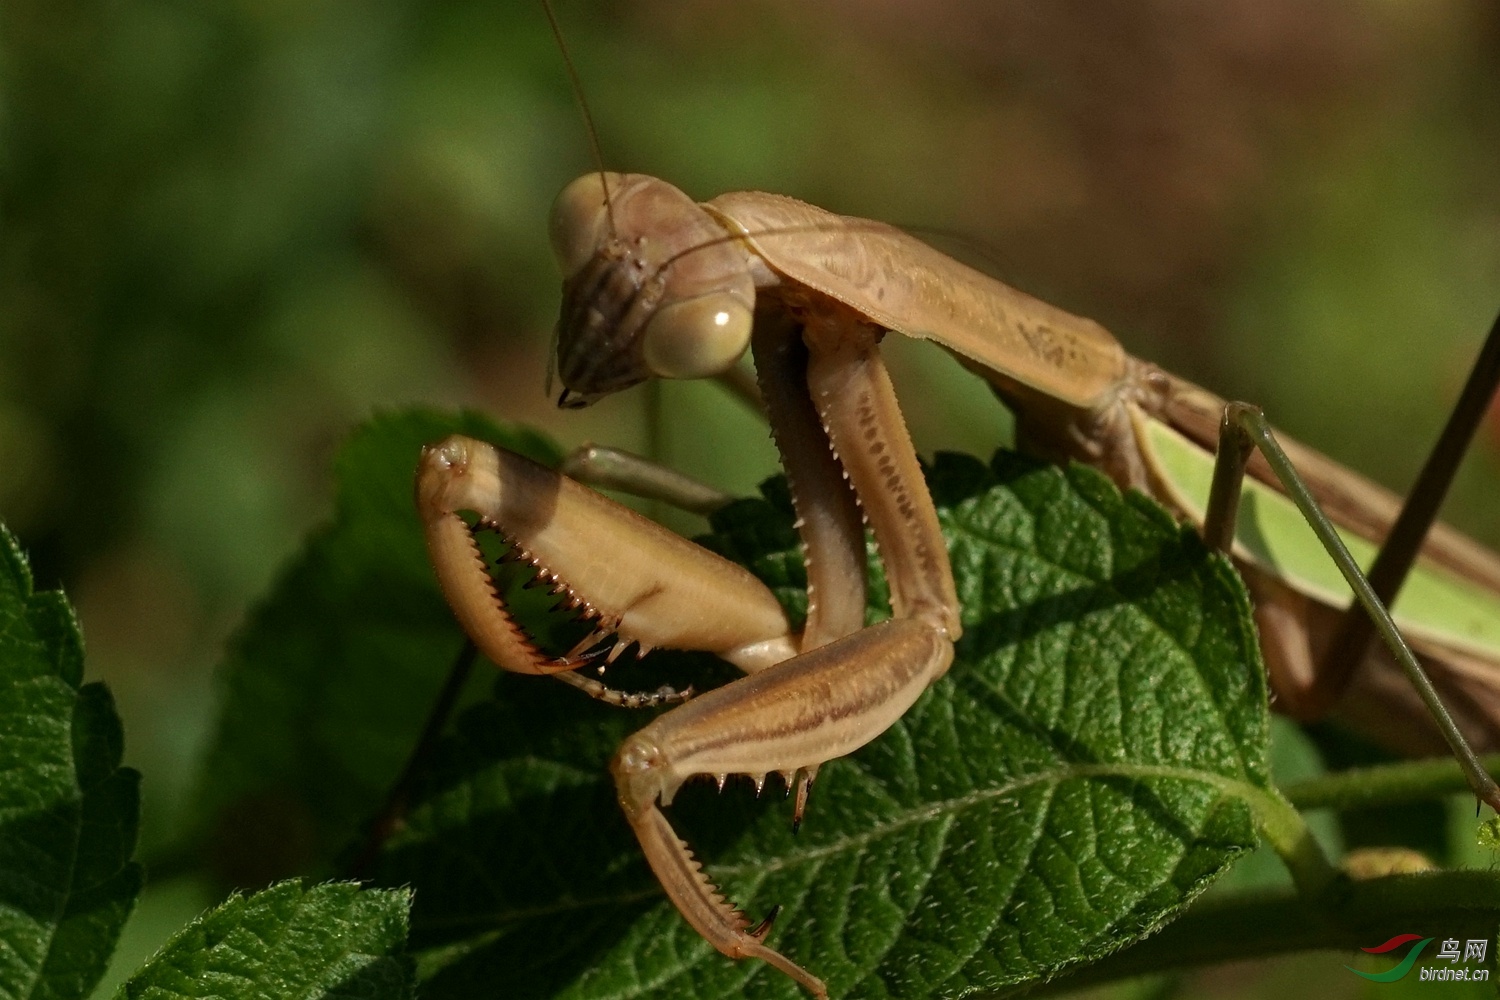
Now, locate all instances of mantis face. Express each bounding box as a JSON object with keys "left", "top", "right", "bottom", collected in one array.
[{"left": 548, "top": 172, "right": 756, "bottom": 407}]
